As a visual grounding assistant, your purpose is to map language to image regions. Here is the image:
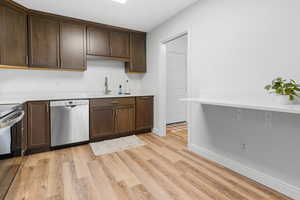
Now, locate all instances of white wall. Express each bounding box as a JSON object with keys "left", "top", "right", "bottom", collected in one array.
[
  {"left": 0, "top": 59, "right": 143, "bottom": 95},
  {"left": 144, "top": 0, "right": 300, "bottom": 198},
  {"left": 166, "top": 36, "right": 187, "bottom": 124}
]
